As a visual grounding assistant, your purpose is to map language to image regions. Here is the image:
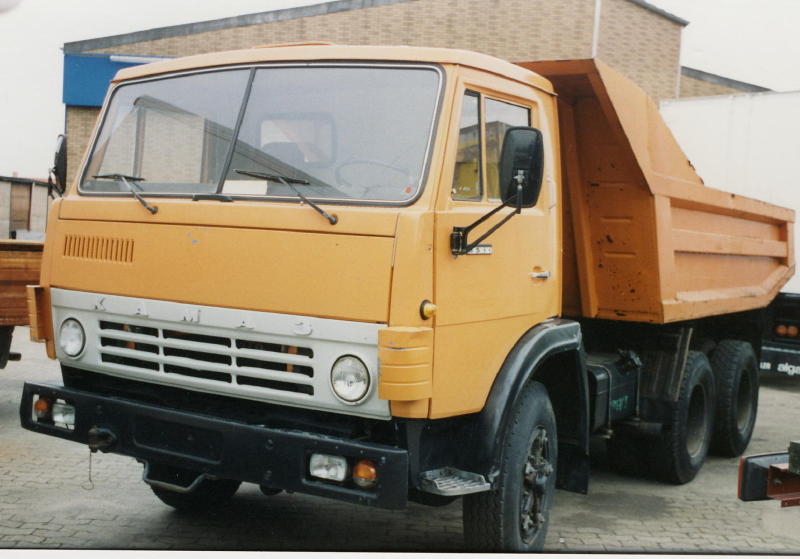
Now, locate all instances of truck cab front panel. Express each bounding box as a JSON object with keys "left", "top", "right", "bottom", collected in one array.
[{"left": 50, "top": 288, "right": 390, "bottom": 419}]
